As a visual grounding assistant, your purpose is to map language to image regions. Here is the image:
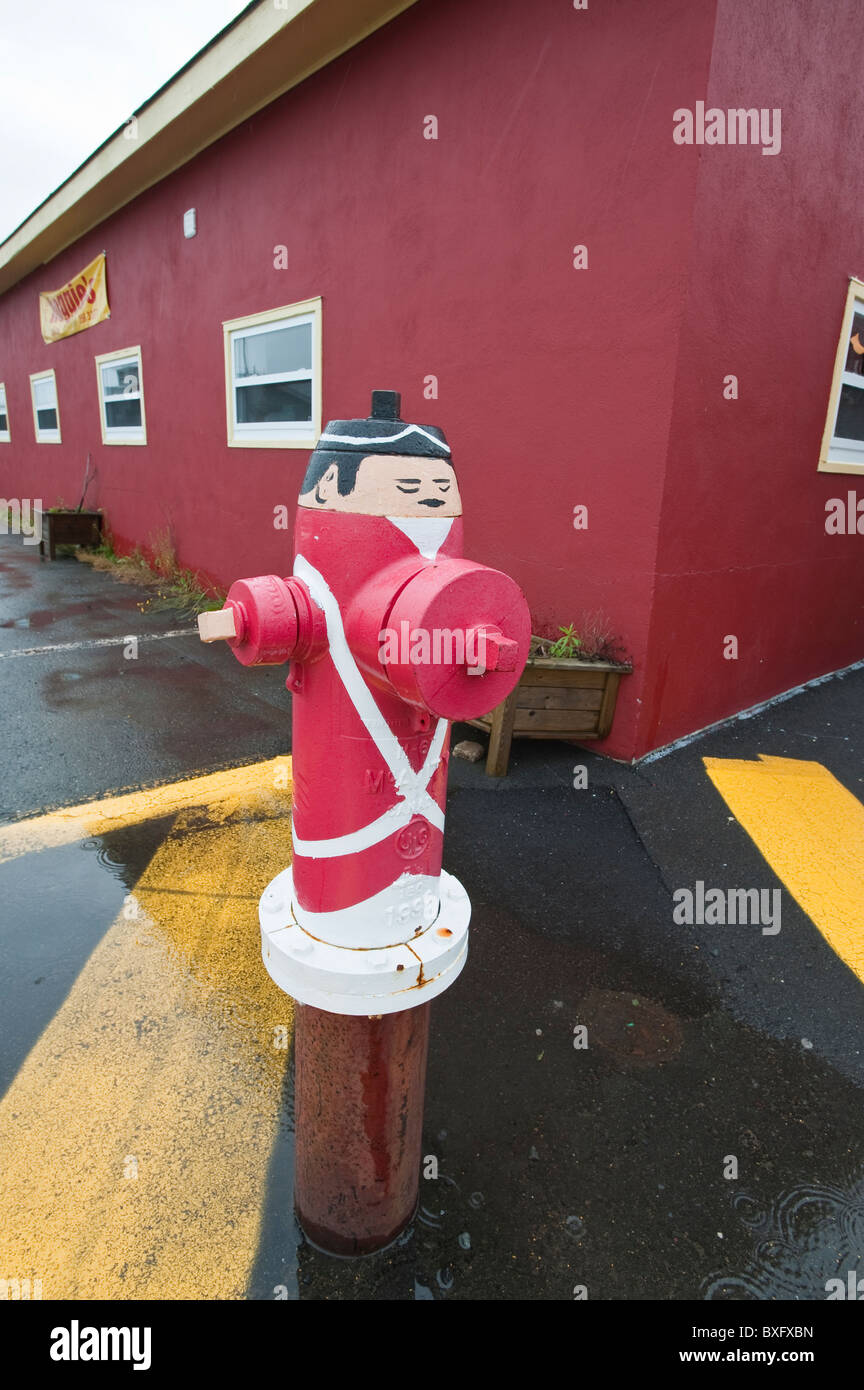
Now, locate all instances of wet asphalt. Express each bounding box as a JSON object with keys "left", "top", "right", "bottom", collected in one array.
[{"left": 1, "top": 531, "right": 862, "bottom": 1302}]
